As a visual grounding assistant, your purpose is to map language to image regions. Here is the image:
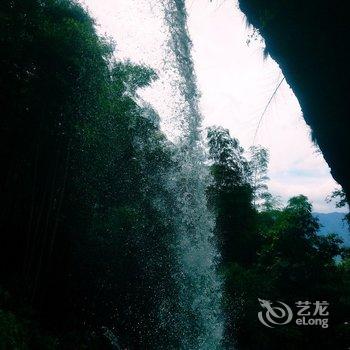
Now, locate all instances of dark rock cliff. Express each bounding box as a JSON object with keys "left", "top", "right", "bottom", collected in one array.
[{"left": 238, "top": 0, "right": 350, "bottom": 203}]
